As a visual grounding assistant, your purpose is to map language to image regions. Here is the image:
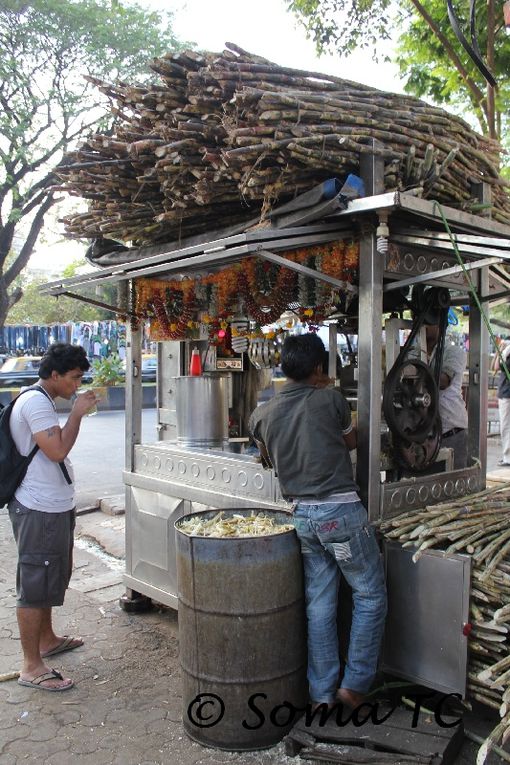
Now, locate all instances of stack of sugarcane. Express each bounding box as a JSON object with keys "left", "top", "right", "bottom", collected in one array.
[
  {"left": 54, "top": 42, "right": 510, "bottom": 247},
  {"left": 380, "top": 483, "right": 510, "bottom": 765}
]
